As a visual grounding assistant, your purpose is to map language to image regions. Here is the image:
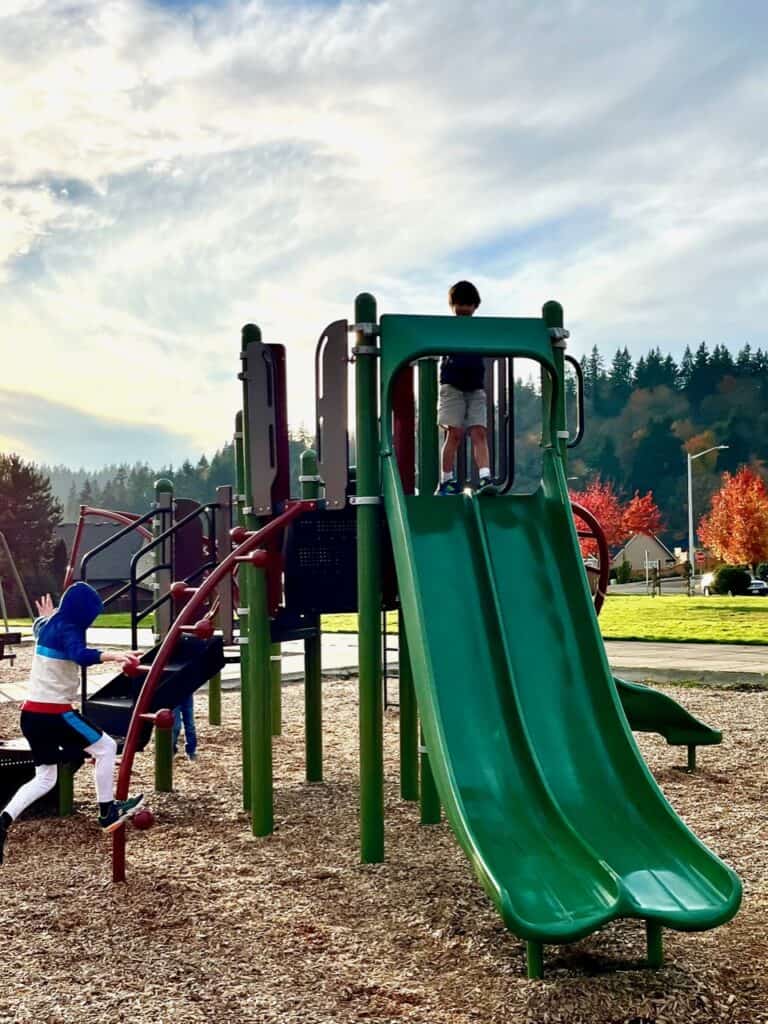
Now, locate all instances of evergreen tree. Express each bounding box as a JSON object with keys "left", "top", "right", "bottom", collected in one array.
[
  {"left": 0, "top": 455, "right": 62, "bottom": 610},
  {"left": 678, "top": 346, "right": 694, "bottom": 391},
  {"left": 607, "top": 347, "right": 633, "bottom": 411}
]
